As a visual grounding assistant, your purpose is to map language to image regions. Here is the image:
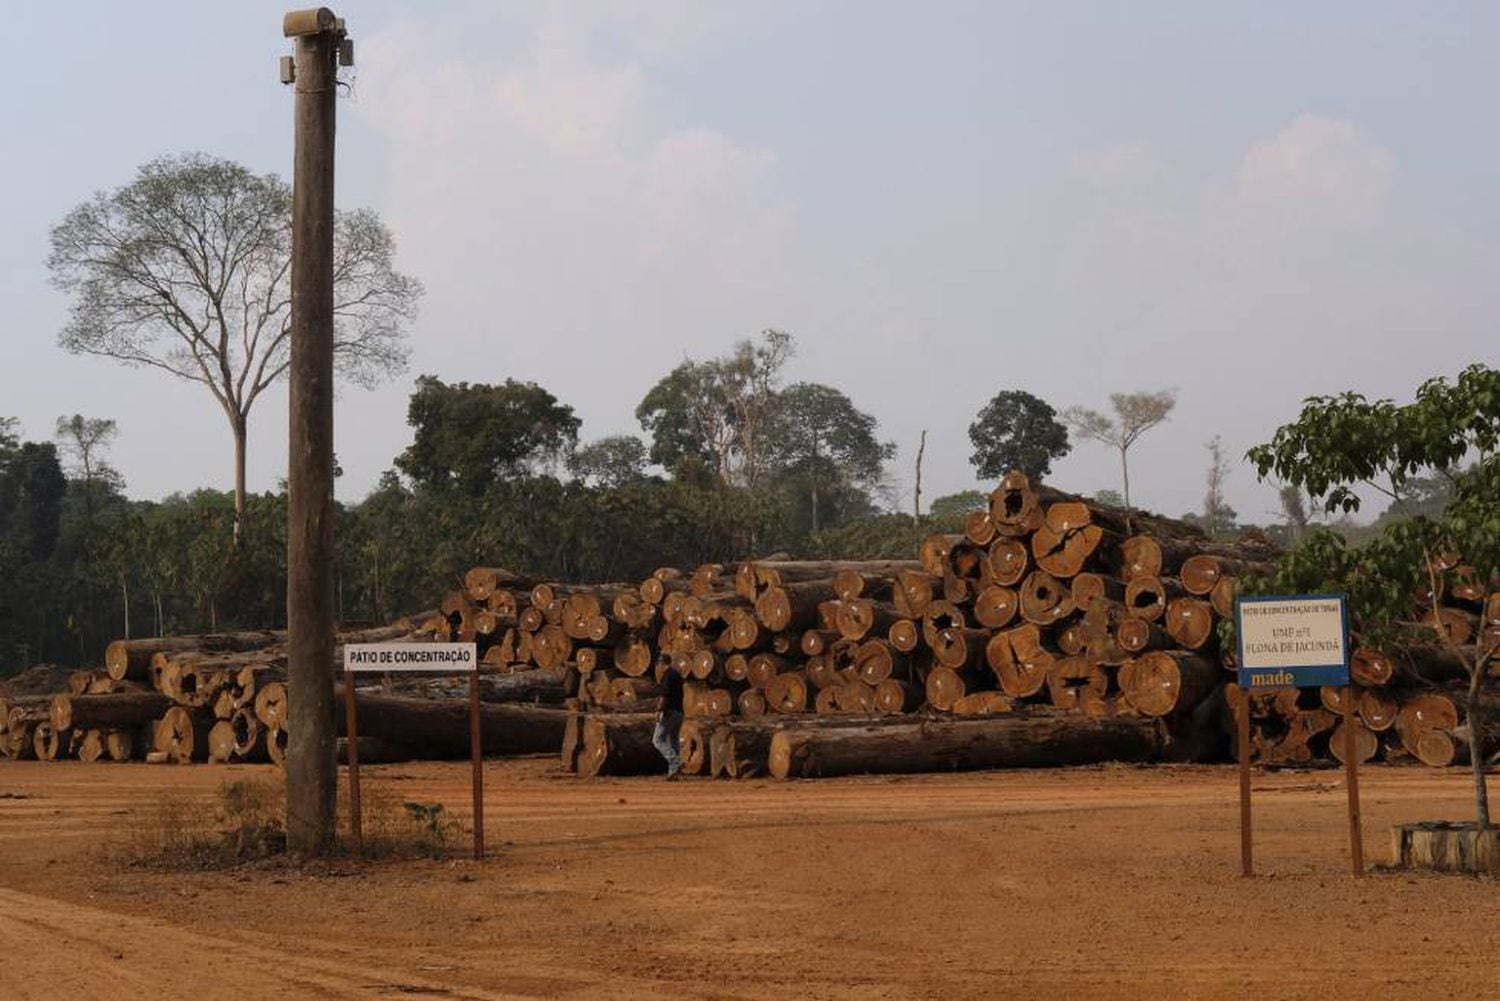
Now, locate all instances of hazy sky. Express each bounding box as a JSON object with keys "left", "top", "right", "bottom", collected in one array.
[{"left": 2, "top": 2, "right": 1496, "bottom": 523}]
